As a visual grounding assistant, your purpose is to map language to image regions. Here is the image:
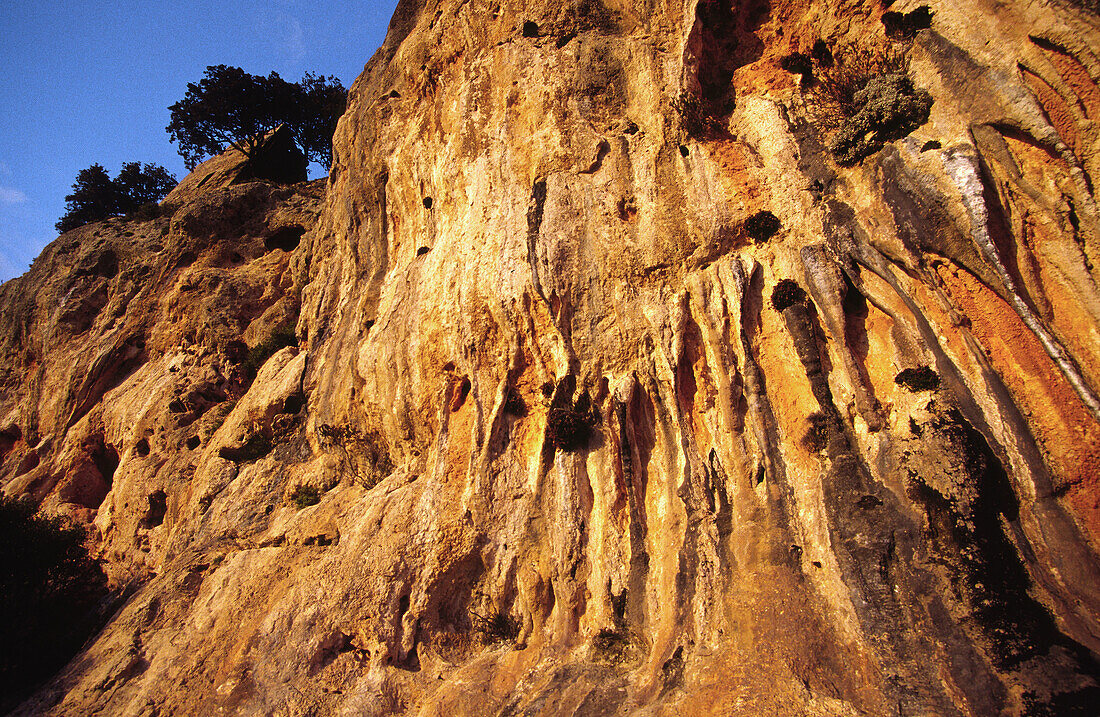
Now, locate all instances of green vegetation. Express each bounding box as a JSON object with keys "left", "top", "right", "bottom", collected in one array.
[
  {"left": 242, "top": 326, "right": 298, "bottom": 378},
  {"left": 0, "top": 496, "right": 107, "bottom": 710},
  {"left": 56, "top": 162, "right": 176, "bottom": 232},
  {"left": 289, "top": 484, "right": 321, "bottom": 509},
  {"left": 317, "top": 423, "right": 394, "bottom": 489},
  {"left": 828, "top": 73, "right": 932, "bottom": 166},
  {"left": 167, "top": 65, "right": 346, "bottom": 169}
]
